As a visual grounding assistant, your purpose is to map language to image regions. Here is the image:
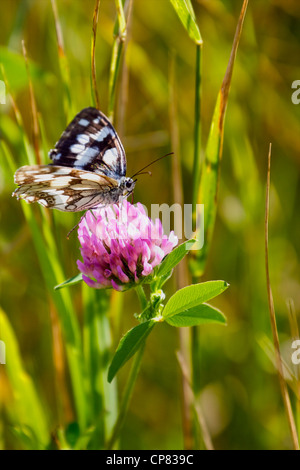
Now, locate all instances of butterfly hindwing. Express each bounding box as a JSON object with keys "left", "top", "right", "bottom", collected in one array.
[
  {"left": 13, "top": 165, "right": 119, "bottom": 212},
  {"left": 49, "top": 107, "right": 126, "bottom": 180}
]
